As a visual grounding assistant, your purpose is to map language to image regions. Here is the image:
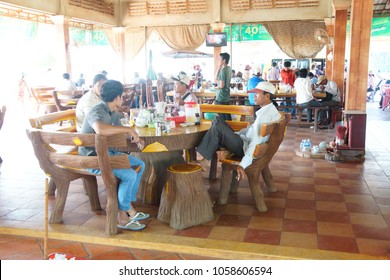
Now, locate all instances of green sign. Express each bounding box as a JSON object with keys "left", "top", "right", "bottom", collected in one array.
[
  {"left": 217, "top": 24, "right": 272, "bottom": 42},
  {"left": 70, "top": 28, "right": 109, "bottom": 46},
  {"left": 92, "top": 30, "right": 109, "bottom": 45}
]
